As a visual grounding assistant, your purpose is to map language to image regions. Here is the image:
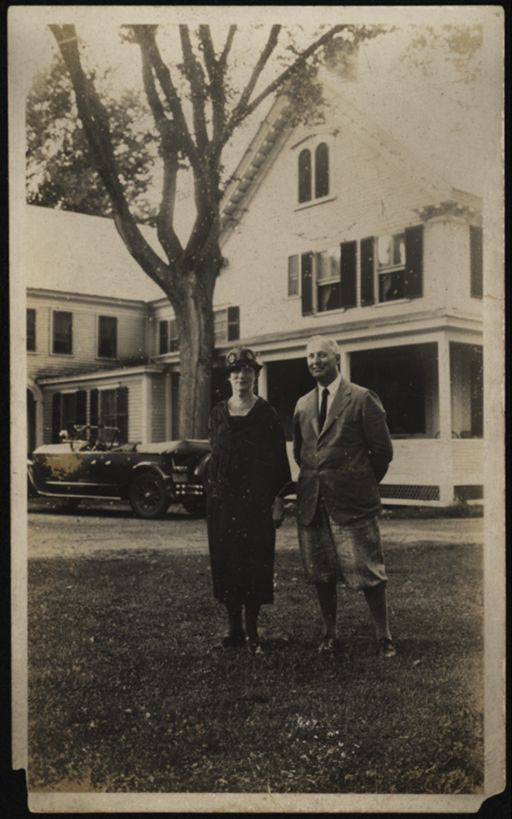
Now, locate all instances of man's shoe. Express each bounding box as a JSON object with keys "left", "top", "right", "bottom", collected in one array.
[
  {"left": 318, "top": 635, "right": 338, "bottom": 654},
  {"left": 247, "top": 639, "right": 264, "bottom": 656},
  {"left": 377, "top": 637, "right": 397, "bottom": 658},
  {"left": 222, "top": 631, "right": 246, "bottom": 648}
]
